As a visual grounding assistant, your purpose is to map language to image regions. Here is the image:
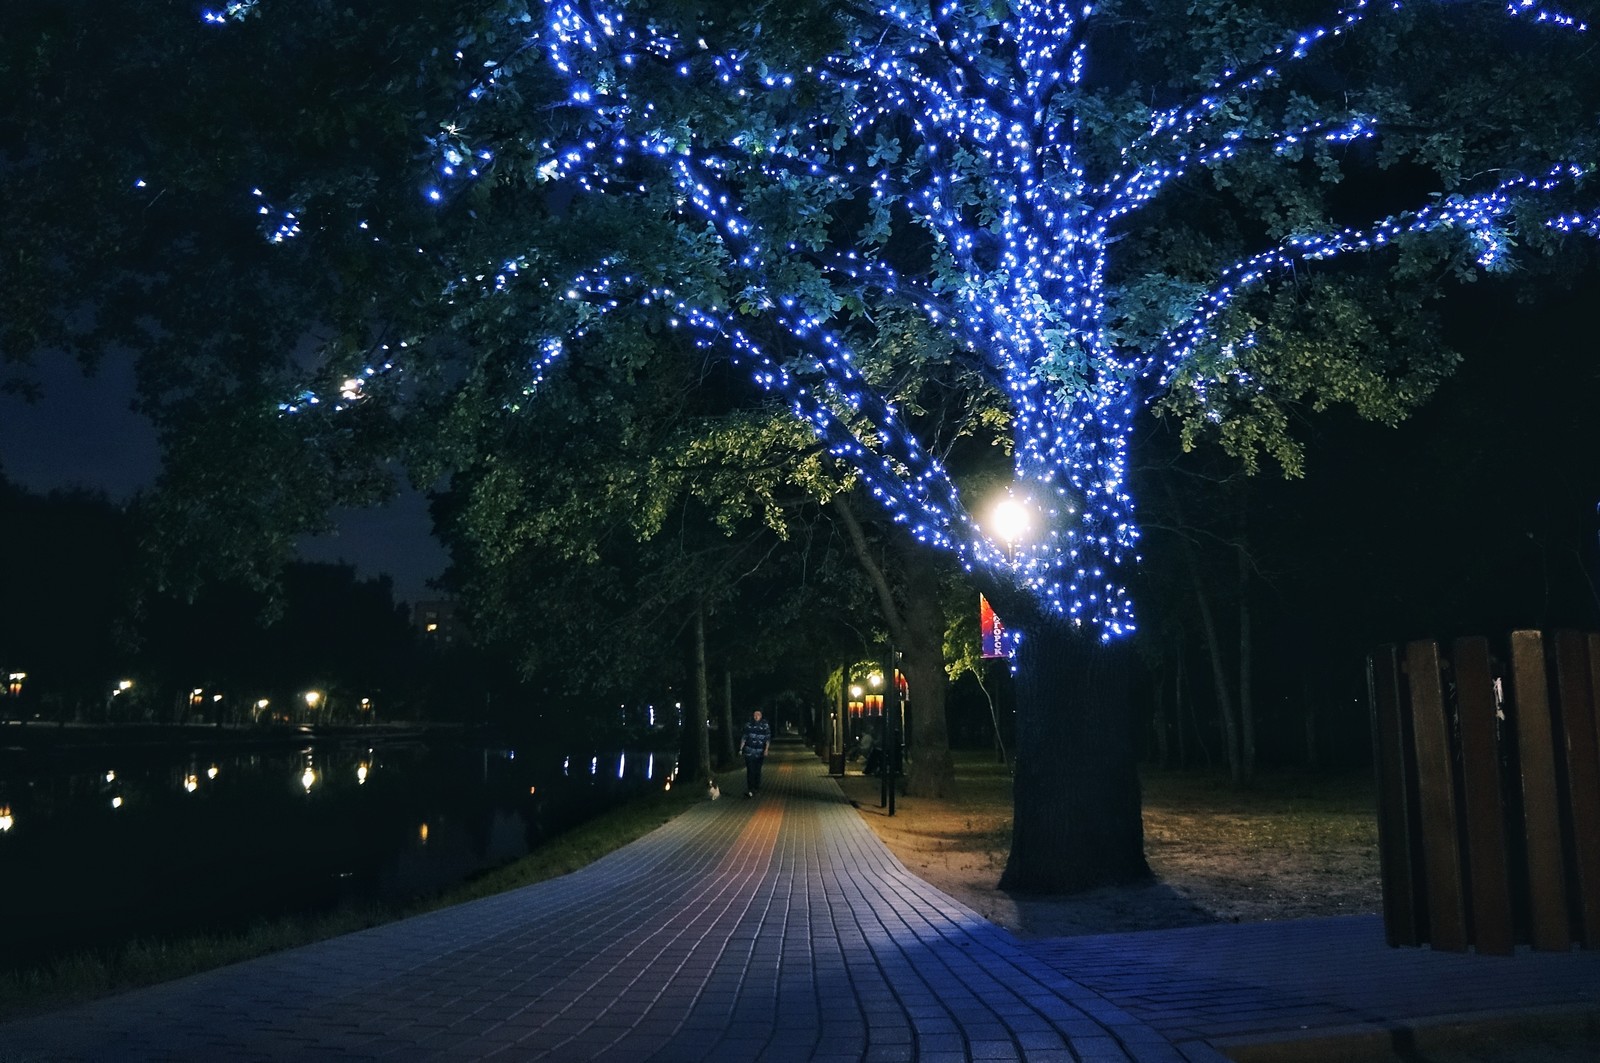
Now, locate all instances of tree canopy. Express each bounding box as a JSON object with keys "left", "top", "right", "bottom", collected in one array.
[{"left": 8, "top": 0, "right": 1600, "bottom": 890}]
